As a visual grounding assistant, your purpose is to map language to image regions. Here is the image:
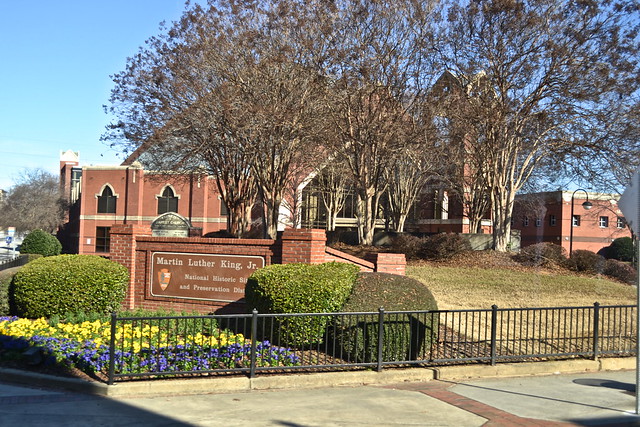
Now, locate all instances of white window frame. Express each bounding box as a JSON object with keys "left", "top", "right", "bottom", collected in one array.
[{"left": 599, "top": 216, "right": 609, "bottom": 228}]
